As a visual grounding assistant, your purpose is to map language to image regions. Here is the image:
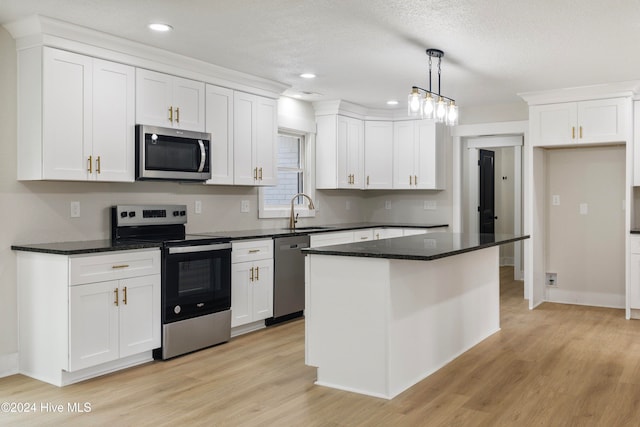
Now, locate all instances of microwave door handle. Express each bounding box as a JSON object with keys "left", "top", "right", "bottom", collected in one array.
[{"left": 197, "top": 140, "right": 206, "bottom": 172}]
